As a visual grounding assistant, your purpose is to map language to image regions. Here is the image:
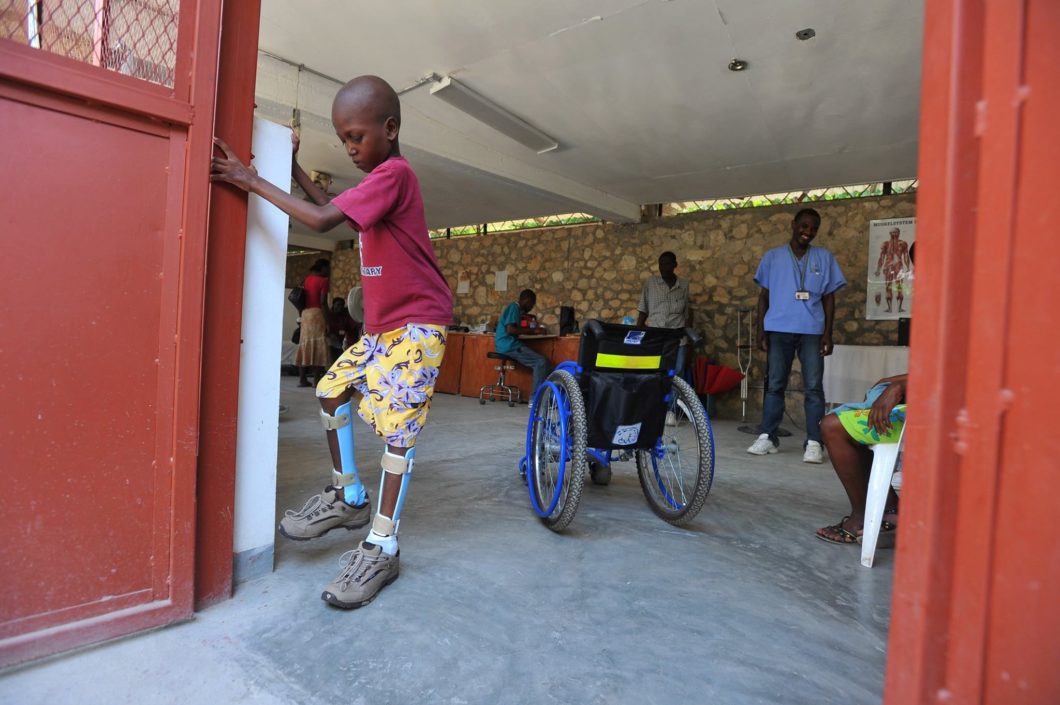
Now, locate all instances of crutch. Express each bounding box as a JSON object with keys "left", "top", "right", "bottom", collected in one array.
[{"left": 736, "top": 308, "right": 755, "bottom": 430}]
